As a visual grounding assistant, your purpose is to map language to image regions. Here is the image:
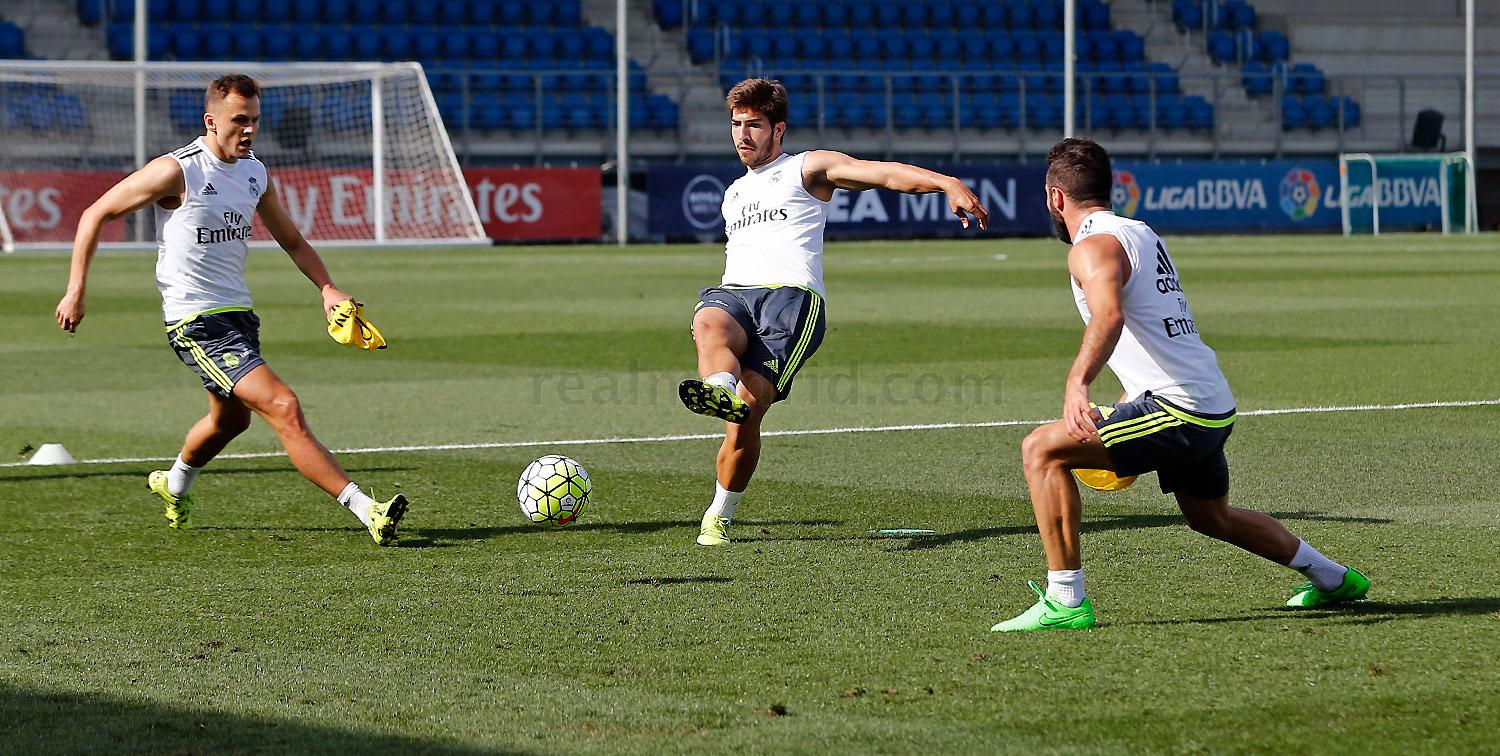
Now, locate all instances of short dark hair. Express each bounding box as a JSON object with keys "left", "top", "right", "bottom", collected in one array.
[
  {"left": 206, "top": 74, "right": 259, "bottom": 110},
  {"left": 725, "top": 78, "right": 788, "bottom": 125},
  {"left": 1045, "top": 137, "right": 1113, "bottom": 207}
]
